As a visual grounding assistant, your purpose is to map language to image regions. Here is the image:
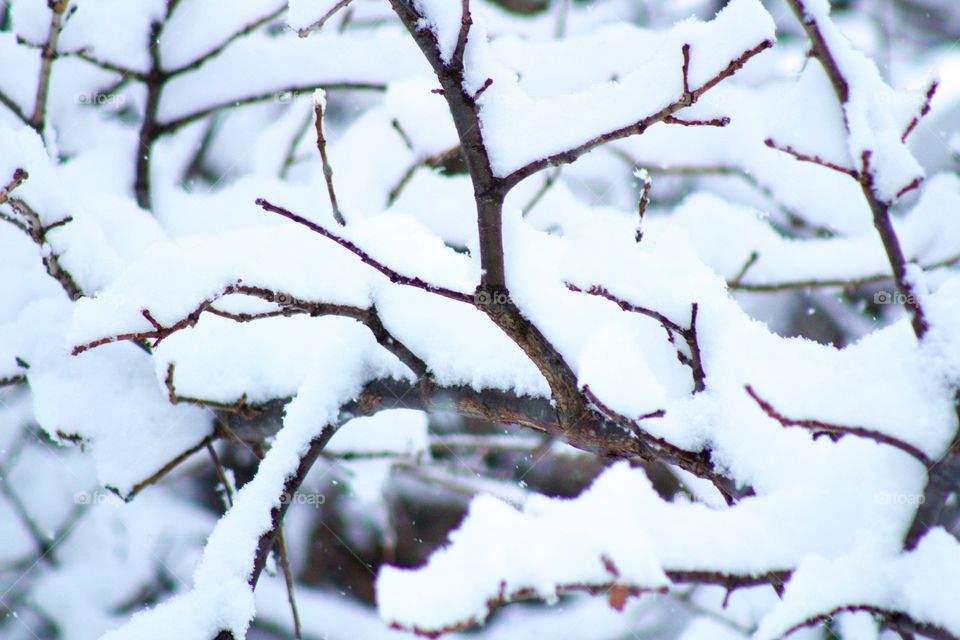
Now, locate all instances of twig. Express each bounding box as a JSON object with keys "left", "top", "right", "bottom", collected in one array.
[
  {"left": 566, "top": 284, "right": 706, "bottom": 392},
  {"left": 452, "top": 0, "right": 472, "bottom": 70},
  {"left": 763, "top": 138, "right": 858, "bottom": 177},
  {"left": 745, "top": 385, "right": 933, "bottom": 466},
  {"left": 5, "top": 198, "right": 82, "bottom": 300},
  {"left": 522, "top": 167, "right": 561, "bottom": 217},
  {"left": 166, "top": 3, "right": 286, "bottom": 77},
  {"left": 273, "top": 523, "right": 302, "bottom": 640},
  {"left": 901, "top": 80, "right": 938, "bottom": 142},
  {"left": 728, "top": 251, "right": 960, "bottom": 291},
  {"left": 313, "top": 92, "right": 345, "bottom": 225},
  {"left": 663, "top": 115, "right": 730, "bottom": 127},
  {"left": 206, "top": 441, "right": 234, "bottom": 509},
  {"left": 386, "top": 145, "right": 462, "bottom": 206},
  {"left": 730, "top": 251, "right": 759, "bottom": 288},
  {"left": 502, "top": 39, "right": 774, "bottom": 188},
  {"left": 255, "top": 198, "right": 474, "bottom": 303},
  {"left": 0, "top": 88, "right": 29, "bottom": 125},
  {"left": 295, "top": 0, "right": 354, "bottom": 38},
  {"left": 635, "top": 169, "right": 651, "bottom": 243},
  {"left": 29, "top": 2, "right": 66, "bottom": 133},
  {"left": 154, "top": 82, "right": 386, "bottom": 136},
  {"left": 0, "top": 168, "right": 27, "bottom": 205},
  {"left": 279, "top": 109, "right": 315, "bottom": 179},
  {"left": 779, "top": 604, "right": 958, "bottom": 640}
]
